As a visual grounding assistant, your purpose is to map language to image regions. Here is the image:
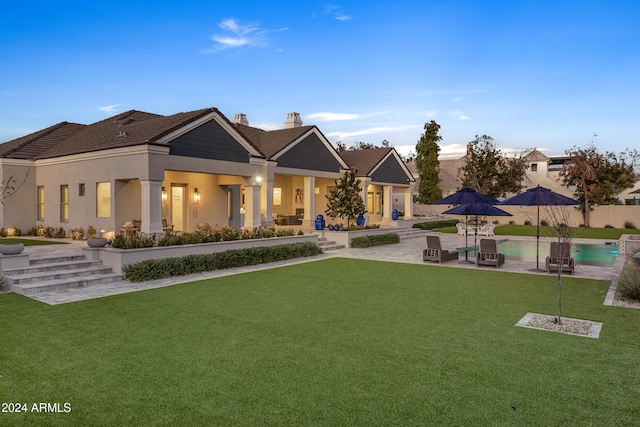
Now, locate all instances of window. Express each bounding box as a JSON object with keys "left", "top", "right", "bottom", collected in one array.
[
  {"left": 60, "top": 185, "right": 69, "bottom": 223},
  {"left": 273, "top": 188, "right": 281, "bottom": 205},
  {"left": 374, "top": 192, "right": 382, "bottom": 214},
  {"left": 367, "top": 192, "right": 374, "bottom": 214},
  {"left": 37, "top": 186, "right": 45, "bottom": 221},
  {"left": 531, "top": 163, "right": 538, "bottom": 172},
  {"left": 79, "top": 183, "right": 85, "bottom": 197},
  {"left": 96, "top": 182, "right": 111, "bottom": 218}
]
